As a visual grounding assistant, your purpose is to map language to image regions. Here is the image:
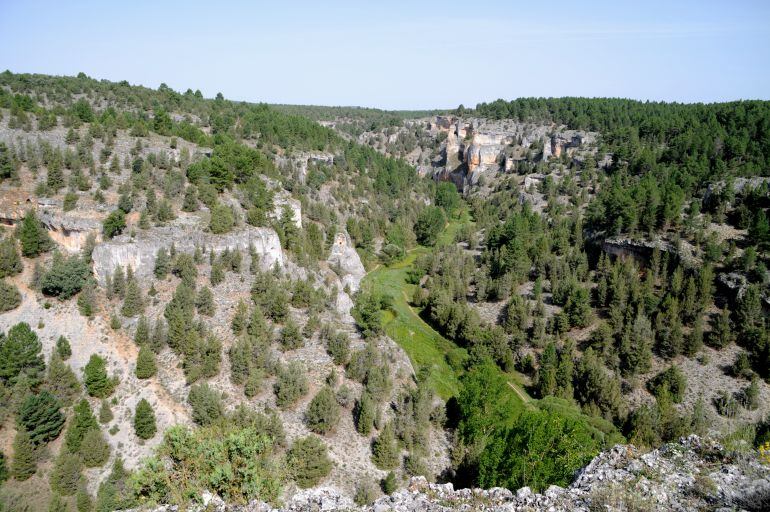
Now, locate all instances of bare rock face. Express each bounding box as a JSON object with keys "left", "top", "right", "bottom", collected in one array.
[
  {"left": 92, "top": 225, "right": 283, "bottom": 286},
  {"left": 327, "top": 232, "right": 365, "bottom": 293},
  {"left": 270, "top": 191, "right": 303, "bottom": 228},
  {"left": 601, "top": 236, "right": 700, "bottom": 269}
]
